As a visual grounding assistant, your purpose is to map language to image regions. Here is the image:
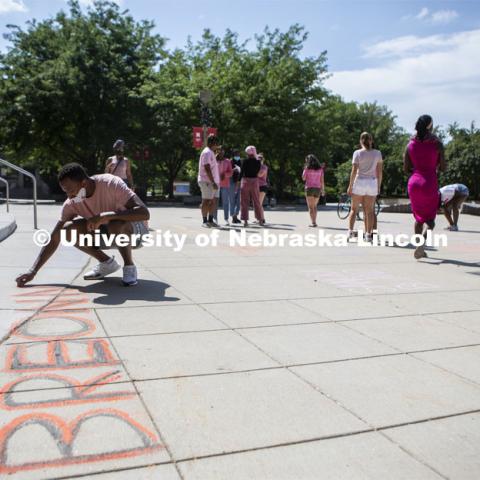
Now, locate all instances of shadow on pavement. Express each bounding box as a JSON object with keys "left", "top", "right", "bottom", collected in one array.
[
  {"left": 322, "top": 226, "right": 349, "bottom": 232},
  {"left": 24, "top": 279, "right": 181, "bottom": 306},
  {"left": 422, "top": 258, "right": 480, "bottom": 268},
  {"left": 386, "top": 243, "right": 440, "bottom": 252},
  {"left": 217, "top": 224, "right": 296, "bottom": 232},
  {"left": 77, "top": 278, "right": 181, "bottom": 305}
]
